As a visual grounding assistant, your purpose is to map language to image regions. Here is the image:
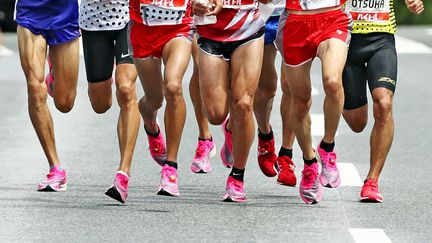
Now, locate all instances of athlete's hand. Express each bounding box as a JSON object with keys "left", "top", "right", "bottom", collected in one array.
[
  {"left": 405, "top": 0, "right": 424, "bottom": 15},
  {"left": 192, "top": 0, "right": 222, "bottom": 16},
  {"left": 258, "top": 0, "right": 273, "bottom": 4},
  {"left": 205, "top": 0, "right": 222, "bottom": 16}
]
